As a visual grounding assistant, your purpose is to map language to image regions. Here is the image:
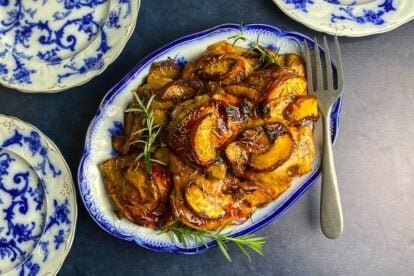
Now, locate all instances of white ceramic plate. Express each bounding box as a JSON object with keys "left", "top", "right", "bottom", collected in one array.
[
  {"left": 0, "top": 0, "right": 140, "bottom": 93},
  {"left": 78, "top": 24, "right": 342, "bottom": 254},
  {"left": 273, "top": 0, "right": 414, "bottom": 37},
  {"left": 0, "top": 114, "right": 77, "bottom": 275}
]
